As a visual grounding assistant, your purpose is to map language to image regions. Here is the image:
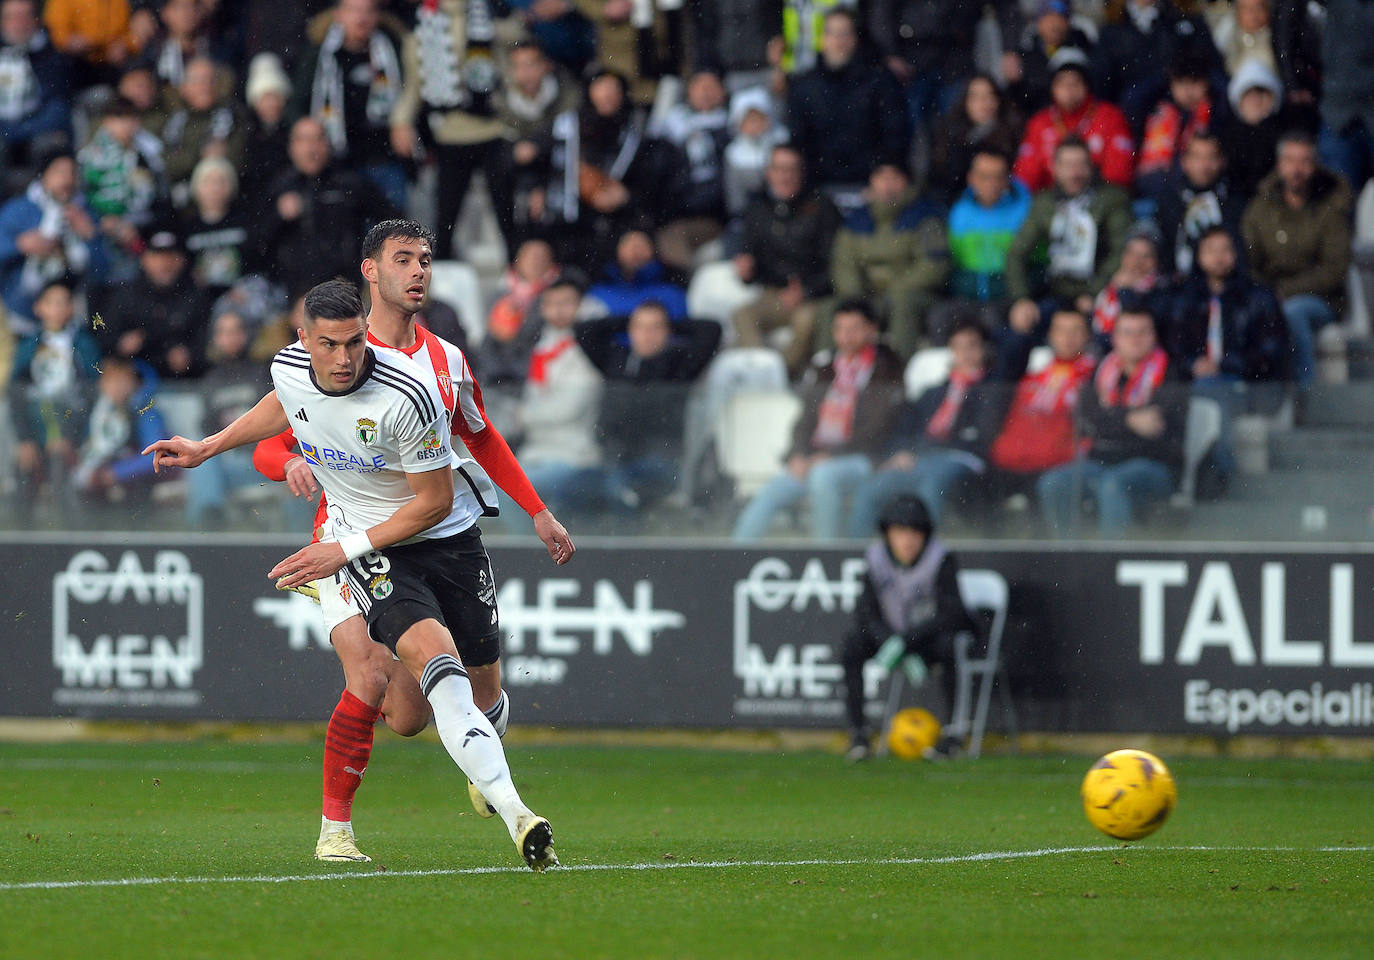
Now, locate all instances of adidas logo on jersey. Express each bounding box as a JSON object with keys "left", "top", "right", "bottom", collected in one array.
[{"left": 294, "top": 408, "right": 309, "bottom": 422}]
